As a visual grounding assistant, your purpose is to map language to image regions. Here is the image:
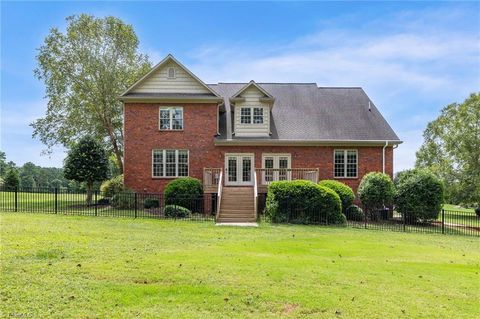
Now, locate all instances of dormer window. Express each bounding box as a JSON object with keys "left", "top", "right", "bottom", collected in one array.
[
  {"left": 167, "top": 67, "right": 176, "bottom": 79},
  {"left": 240, "top": 107, "right": 264, "bottom": 124}
]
